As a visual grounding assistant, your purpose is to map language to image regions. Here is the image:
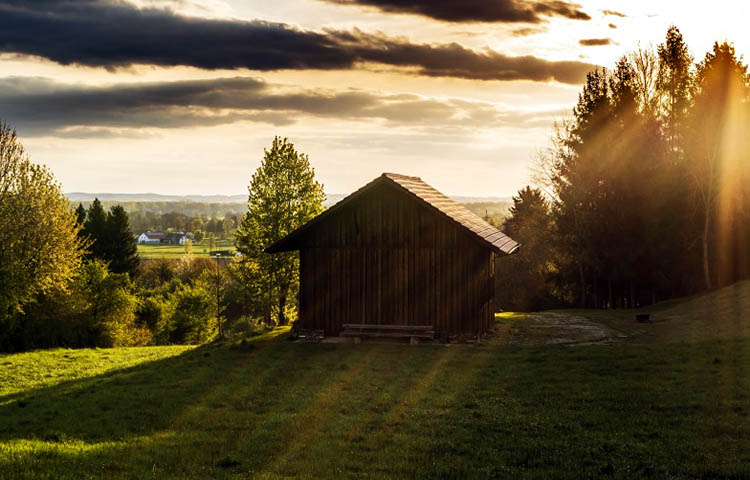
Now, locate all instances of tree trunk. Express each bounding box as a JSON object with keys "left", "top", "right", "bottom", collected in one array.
[
  {"left": 579, "top": 264, "right": 586, "bottom": 308},
  {"left": 702, "top": 207, "right": 712, "bottom": 290},
  {"left": 277, "top": 291, "right": 287, "bottom": 326}
]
